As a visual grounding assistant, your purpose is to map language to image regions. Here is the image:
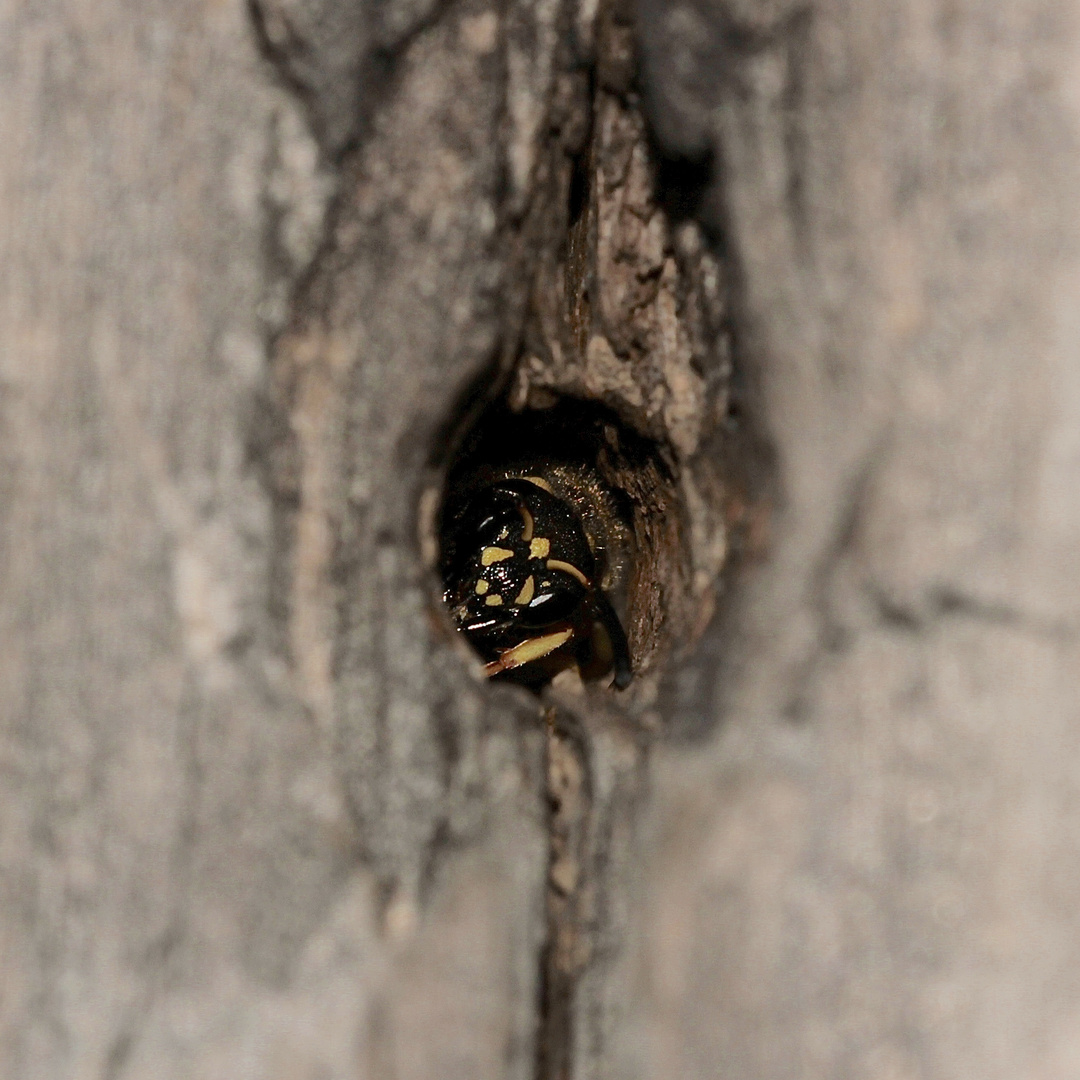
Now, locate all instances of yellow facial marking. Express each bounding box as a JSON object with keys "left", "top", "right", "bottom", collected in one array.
[
  {"left": 474, "top": 579, "right": 489, "bottom": 595},
  {"left": 546, "top": 559, "right": 589, "bottom": 587},
  {"left": 518, "top": 504, "right": 535, "bottom": 542},
  {"left": 485, "top": 594, "right": 504, "bottom": 606},
  {"left": 529, "top": 537, "right": 550, "bottom": 559},
  {"left": 485, "top": 628, "right": 574, "bottom": 675},
  {"left": 481, "top": 546, "right": 514, "bottom": 566},
  {"left": 520, "top": 475, "right": 554, "bottom": 494},
  {"left": 514, "top": 576, "right": 536, "bottom": 605}
]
